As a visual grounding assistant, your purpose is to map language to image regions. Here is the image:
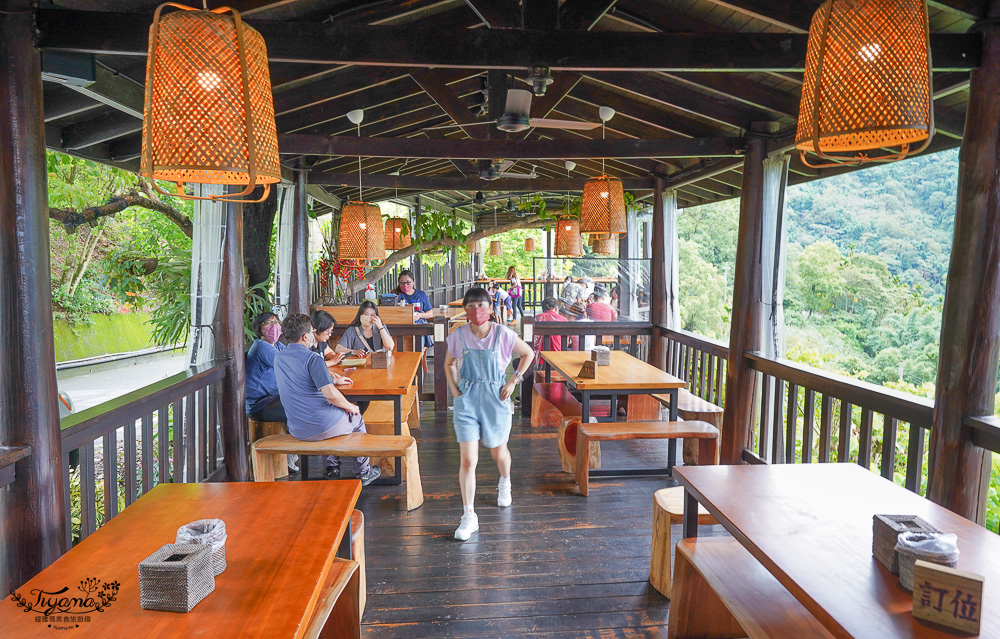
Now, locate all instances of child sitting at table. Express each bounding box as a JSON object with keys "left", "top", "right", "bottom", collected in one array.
[{"left": 445, "top": 287, "right": 534, "bottom": 541}]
